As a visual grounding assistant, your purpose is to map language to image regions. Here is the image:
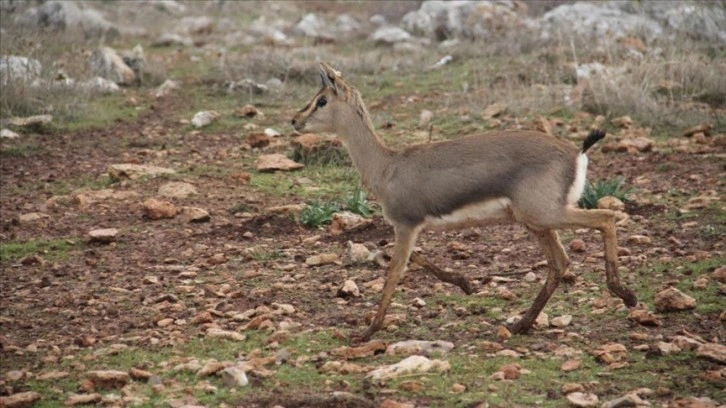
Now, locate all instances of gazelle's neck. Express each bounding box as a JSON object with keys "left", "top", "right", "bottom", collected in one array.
[{"left": 336, "top": 102, "right": 394, "bottom": 197}]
